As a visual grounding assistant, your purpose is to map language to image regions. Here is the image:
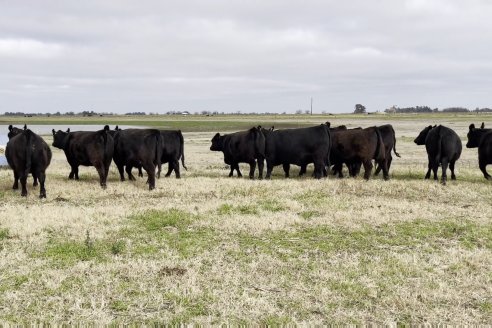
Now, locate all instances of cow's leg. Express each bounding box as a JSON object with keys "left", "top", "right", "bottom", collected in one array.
[
  {"left": 479, "top": 158, "right": 491, "bottom": 180},
  {"left": 283, "top": 163, "right": 290, "bottom": 178},
  {"left": 299, "top": 165, "right": 307, "bottom": 176},
  {"left": 379, "top": 159, "right": 389, "bottom": 180},
  {"left": 143, "top": 163, "right": 156, "bottom": 190},
  {"left": 257, "top": 158, "right": 264, "bottom": 180},
  {"left": 424, "top": 162, "right": 431, "bottom": 179},
  {"left": 450, "top": 160, "right": 457, "bottom": 180},
  {"left": 12, "top": 171, "right": 19, "bottom": 189},
  {"left": 265, "top": 161, "right": 273, "bottom": 180},
  {"left": 95, "top": 163, "right": 107, "bottom": 189},
  {"left": 38, "top": 171, "right": 47, "bottom": 198},
  {"left": 362, "top": 160, "right": 373, "bottom": 180},
  {"left": 431, "top": 161, "right": 439, "bottom": 181},
  {"left": 228, "top": 165, "right": 234, "bottom": 177},
  {"left": 374, "top": 163, "right": 381, "bottom": 176},
  {"left": 441, "top": 157, "right": 449, "bottom": 185},
  {"left": 20, "top": 174, "right": 28, "bottom": 197},
  {"left": 32, "top": 173, "right": 38, "bottom": 187},
  {"left": 73, "top": 166, "right": 79, "bottom": 180},
  {"left": 334, "top": 163, "right": 344, "bottom": 178},
  {"left": 68, "top": 166, "right": 75, "bottom": 180},
  {"left": 351, "top": 162, "right": 362, "bottom": 177},
  {"left": 138, "top": 167, "right": 143, "bottom": 178},
  {"left": 165, "top": 162, "right": 173, "bottom": 177},
  {"left": 117, "top": 164, "right": 125, "bottom": 181},
  {"left": 248, "top": 160, "right": 256, "bottom": 179},
  {"left": 235, "top": 163, "right": 242, "bottom": 177},
  {"left": 173, "top": 160, "right": 181, "bottom": 179},
  {"left": 126, "top": 166, "right": 136, "bottom": 181},
  {"left": 313, "top": 160, "right": 323, "bottom": 179}
]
